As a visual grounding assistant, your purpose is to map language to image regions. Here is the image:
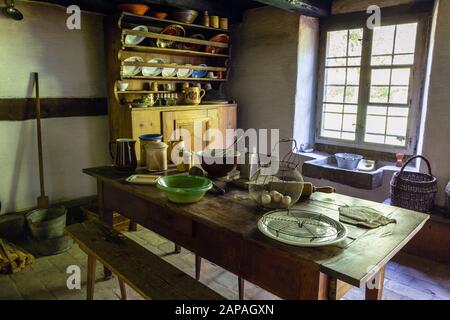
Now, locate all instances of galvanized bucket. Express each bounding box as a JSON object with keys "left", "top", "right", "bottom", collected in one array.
[{"left": 26, "top": 207, "right": 67, "bottom": 240}]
